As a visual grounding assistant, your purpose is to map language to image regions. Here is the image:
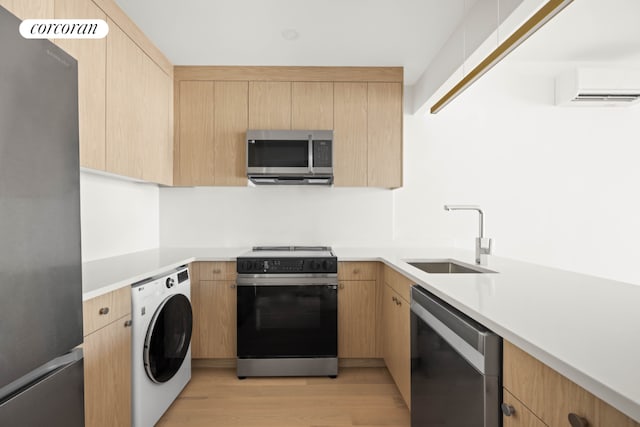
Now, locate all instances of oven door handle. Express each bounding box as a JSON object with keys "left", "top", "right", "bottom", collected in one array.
[
  {"left": 411, "top": 299, "right": 487, "bottom": 374},
  {"left": 236, "top": 282, "right": 338, "bottom": 288}
]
